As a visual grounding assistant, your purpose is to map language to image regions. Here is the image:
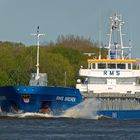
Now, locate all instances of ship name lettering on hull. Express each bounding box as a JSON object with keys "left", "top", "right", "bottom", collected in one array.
[
  {"left": 103, "top": 70, "right": 120, "bottom": 76},
  {"left": 56, "top": 96, "right": 76, "bottom": 102}
]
